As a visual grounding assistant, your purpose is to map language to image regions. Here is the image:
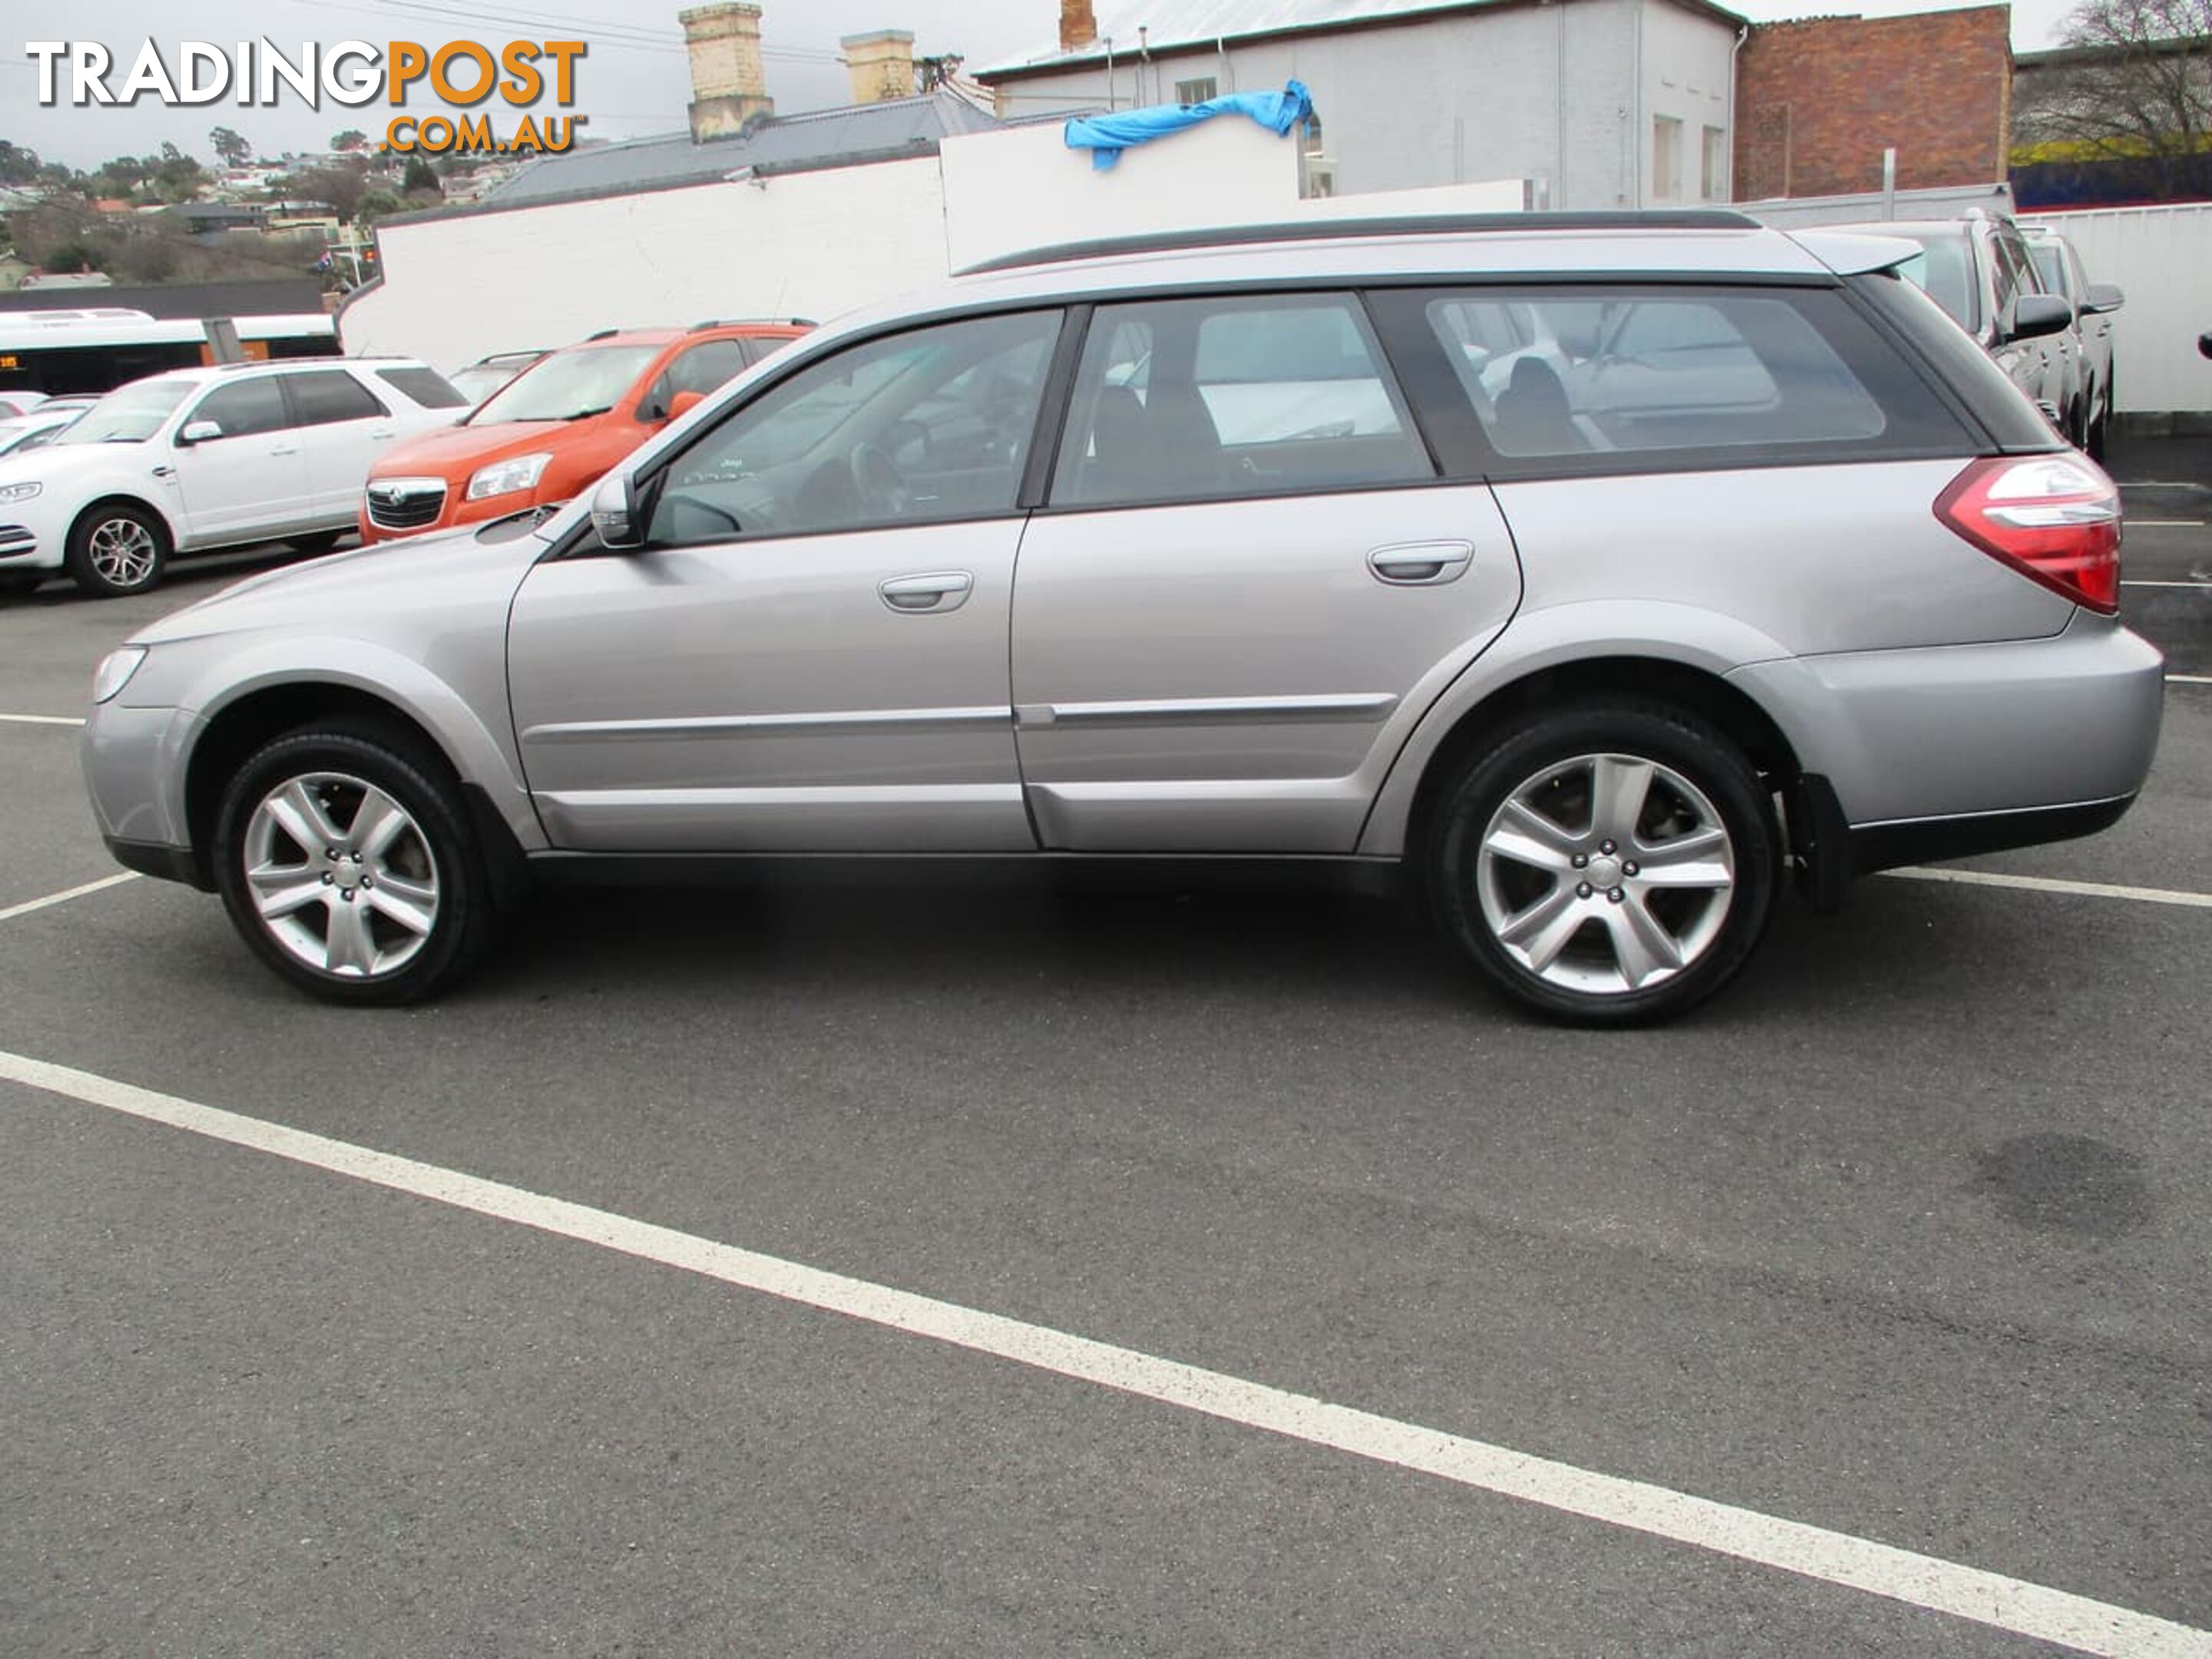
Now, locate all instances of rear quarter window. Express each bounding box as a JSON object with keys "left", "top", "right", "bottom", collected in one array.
[
  {"left": 1381, "top": 283, "right": 1975, "bottom": 477},
  {"left": 1845, "top": 270, "right": 2063, "bottom": 452}
]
